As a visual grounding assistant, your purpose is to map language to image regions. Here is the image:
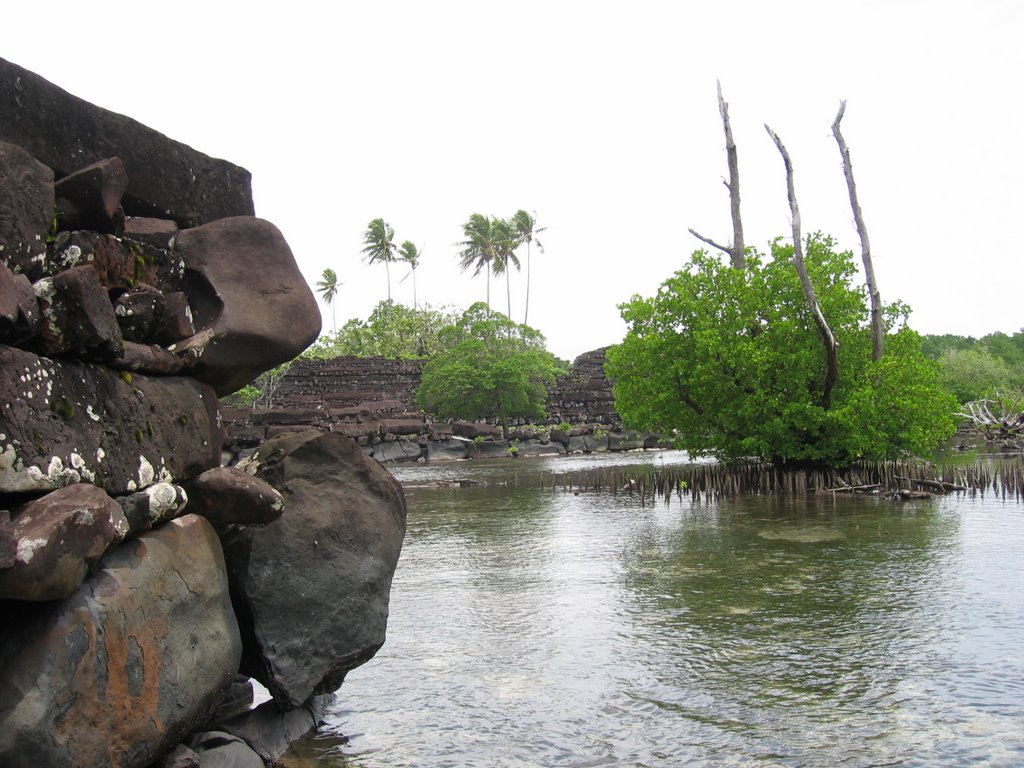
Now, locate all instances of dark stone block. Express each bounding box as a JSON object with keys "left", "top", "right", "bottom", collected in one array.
[{"left": 0, "top": 57, "right": 253, "bottom": 228}]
